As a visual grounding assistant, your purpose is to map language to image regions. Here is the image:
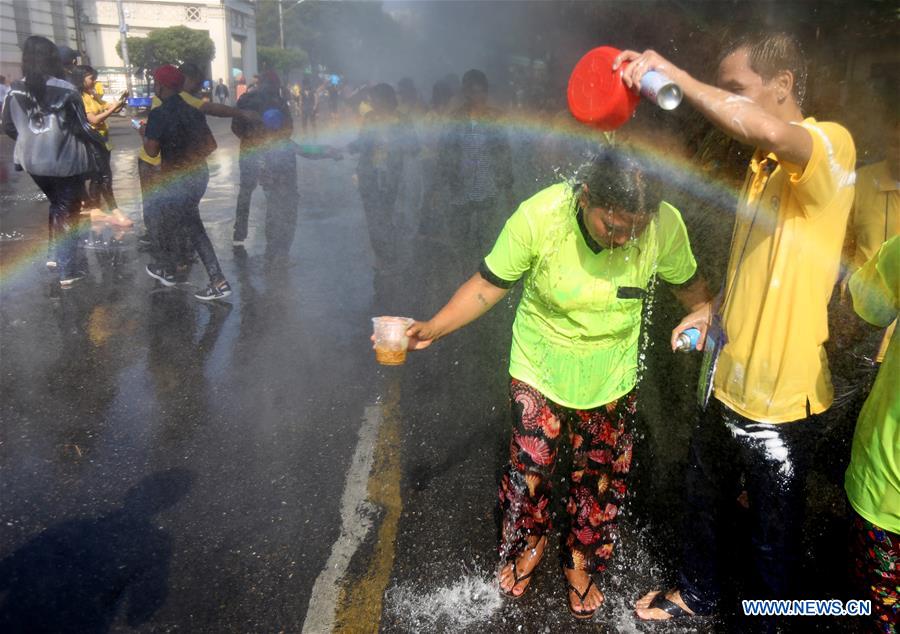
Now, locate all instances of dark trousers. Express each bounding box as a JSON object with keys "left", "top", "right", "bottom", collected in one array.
[
  {"left": 155, "top": 170, "right": 223, "bottom": 284},
  {"left": 137, "top": 158, "right": 161, "bottom": 227},
  {"left": 263, "top": 183, "right": 299, "bottom": 262},
  {"left": 233, "top": 149, "right": 260, "bottom": 241},
  {"left": 449, "top": 198, "right": 502, "bottom": 269},
  {"left": 87, "top": 145, "right": 118, "bottom": 211},
  {"left": 31, "top": 174, "right": 86, "bottom": 277},
  {"left": 361, "top": 188, "right": 400, "bottom": 270},
  {"left": 678, "top": 398, "right": 822, "bottom": 630}
]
